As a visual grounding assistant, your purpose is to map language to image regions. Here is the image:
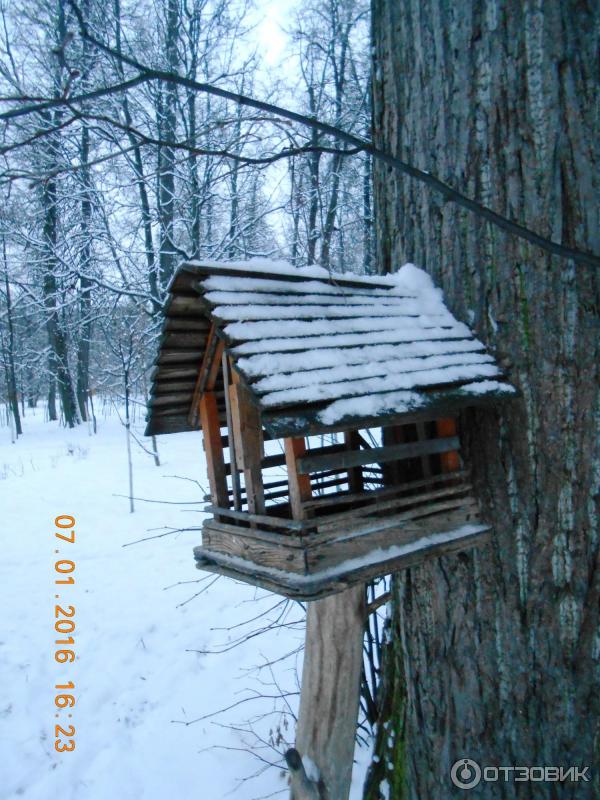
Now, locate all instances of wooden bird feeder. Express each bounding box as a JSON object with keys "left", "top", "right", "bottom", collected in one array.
[{"left": 145, "top": 260, "right": 516, "bottom": 601}]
